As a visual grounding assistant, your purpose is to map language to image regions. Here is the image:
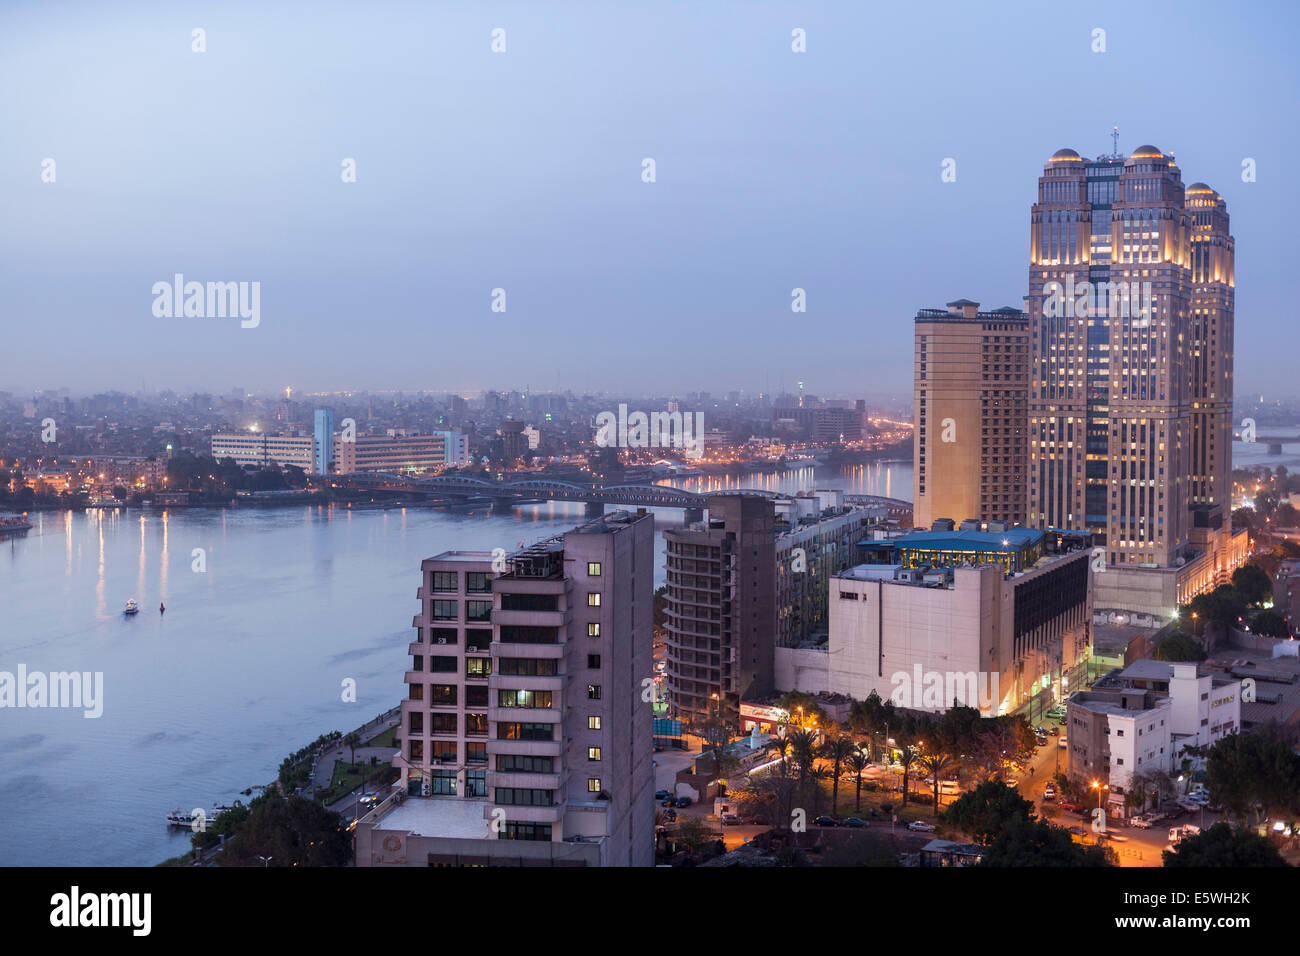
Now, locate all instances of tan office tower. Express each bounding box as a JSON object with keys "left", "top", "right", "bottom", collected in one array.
[
  {"left": 1027, "top": 143, "right": 1245, "bottom": 620},
  {"left": 913, "top": 300, "right": 1028, "bottom": 530}
]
